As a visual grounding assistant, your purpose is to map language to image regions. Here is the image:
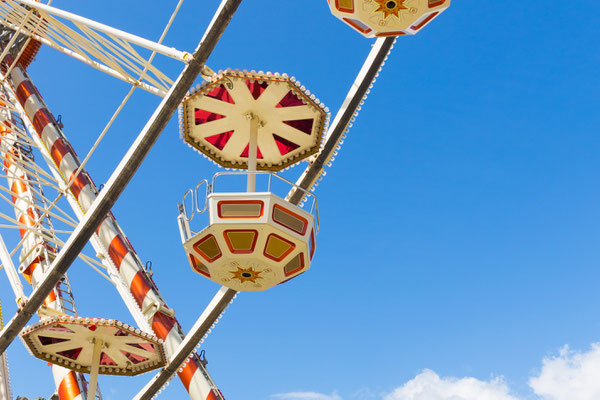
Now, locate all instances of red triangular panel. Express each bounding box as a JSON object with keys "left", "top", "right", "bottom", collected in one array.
[
  {"left": 276, "top": 90, "right": 304, "bottom": 108},
  {"left": 246, "top": 79, "right": 269, "bottom": 100},
  {"left": 195, "top": 109, "right": 226, "bottom": 125},
  {"left": 204, "top": 84, "right": 235, "bottom": 104},
  {"left": 282, "top": 119, "right": 314, "bottom": 135},
  {"left": 57, "top": 347, "right": 83, "bottom": 361},
  {"left": 100, "top": 352, "right": 117, "bottom": 366},
  {"left": 273, "top": 134, "right": 300, "bottom": 155},
  {"left": 240, "top": 144, "right": 264, "bottom": 159},
  {"left": 205, "top": 131, "right": 234, "bottom": 150}
]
